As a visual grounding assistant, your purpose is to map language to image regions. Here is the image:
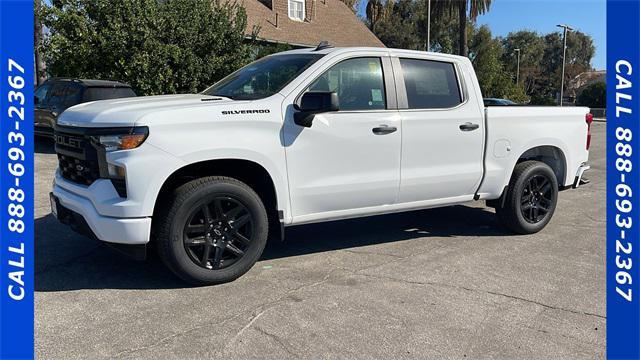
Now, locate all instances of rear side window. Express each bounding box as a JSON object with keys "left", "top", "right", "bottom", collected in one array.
[
  {"left": 62, "top": 83, "right": 83, "bottom": 108},
  {"left": 400, "top": 59, "right": 462, "bottom": 109},
  {"left": 83, "top": 87, "right": 136, "bottom": 102},
  {"left": 46, "top": 83, "right": 68, "bottom": 108}
]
